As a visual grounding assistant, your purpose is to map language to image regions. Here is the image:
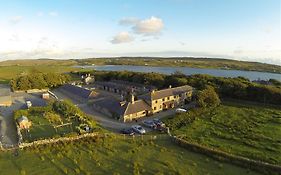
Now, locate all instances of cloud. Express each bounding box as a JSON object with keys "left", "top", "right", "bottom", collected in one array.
[
  {"left": 119, "top": 17, "right": 139, "bottom": 26},
  {"left": 111, "top": 32, "right": 134, "bottom": 44},
  {"left": 9, "top": 16, "right": 23, "bottom": 24},
  {"left": 118, "top": 16, "right": 164, "bottom": 36},
  {"left": 49, "top": 11, "right": 58, "bottom": 17},
  {"left": 9, "top": 34, "right": 20, "bottom": 42},
  {"left": 132, "top": 16, "right": 164, "bottom": 35}
]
